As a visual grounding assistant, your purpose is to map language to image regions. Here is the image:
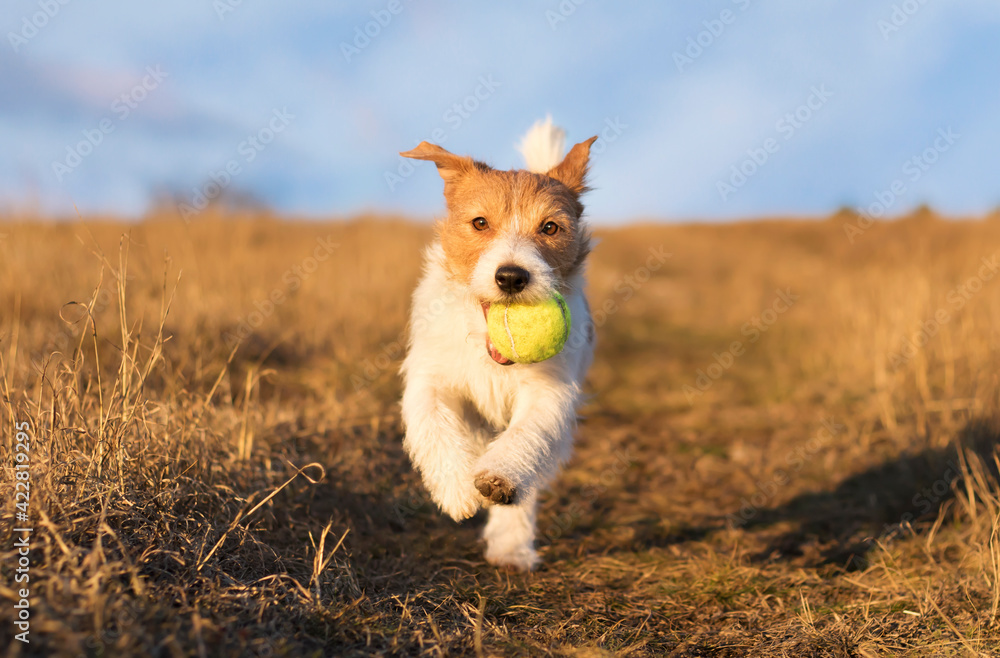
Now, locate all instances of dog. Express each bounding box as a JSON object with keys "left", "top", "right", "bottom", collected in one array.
[{"left": 399, "top": 118, "right": 598, "bottom": 570}]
